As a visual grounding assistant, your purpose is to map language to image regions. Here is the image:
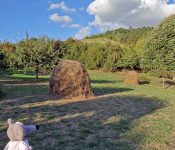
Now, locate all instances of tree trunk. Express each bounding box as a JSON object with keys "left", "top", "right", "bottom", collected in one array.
[{"left": 35, "top": 63, "right": 39, "bottom": 80}]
